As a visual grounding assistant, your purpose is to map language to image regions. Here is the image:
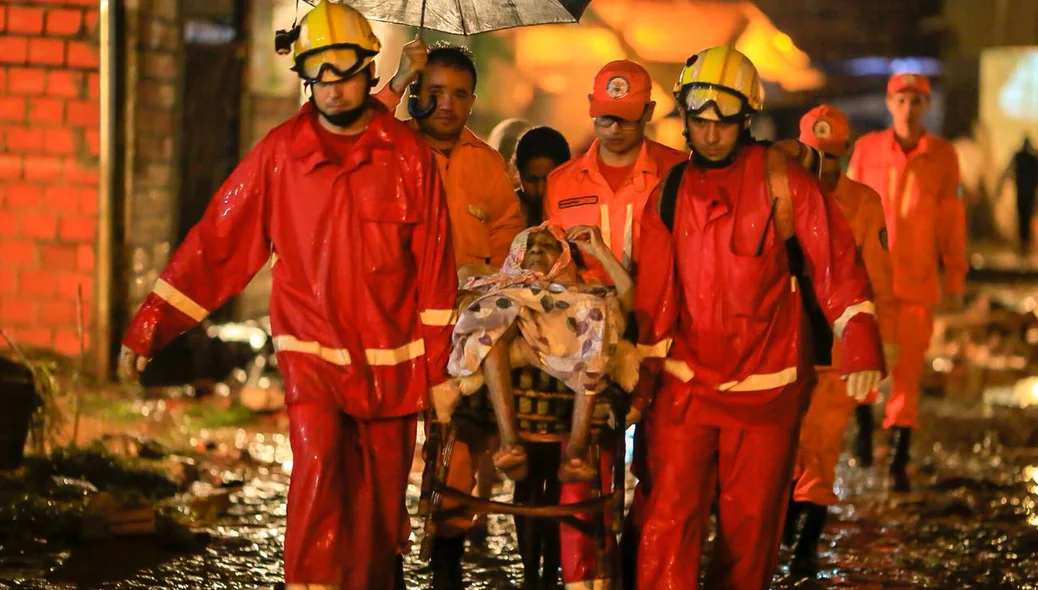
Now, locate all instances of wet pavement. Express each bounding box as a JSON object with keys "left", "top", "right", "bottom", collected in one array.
[{"left": 2, "top": 396, "right": 1038, "bottom": 589}]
